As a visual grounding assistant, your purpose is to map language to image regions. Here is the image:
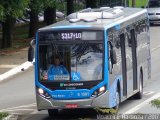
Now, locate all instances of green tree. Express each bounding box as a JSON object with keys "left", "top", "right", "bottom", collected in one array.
[
  {"left": 132, "top": 0, "right": 136, "bottom": 7},
  {"left": 67, "top": 0, "right": 74, "bottom": 15},
  {"left": 44, "top": 7, "right": 56, "bottom": 25},
  {"left": 0, "top": 5, "right": 4, "bottom": 20},
  {"left": 28, "top": 0, "right": 57, "bottom": 34},
  {"left": 86, "top": 0, "right": 98, "bottom": 8},
  {"left": 28, "top": 0, "right": 43, "bottom": 38},
  {"left": 0, "top": 0, "right": 29, "bottom": 49},
  {"left": 43, "top": 0, "right": 56, "bottom": 25}
]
